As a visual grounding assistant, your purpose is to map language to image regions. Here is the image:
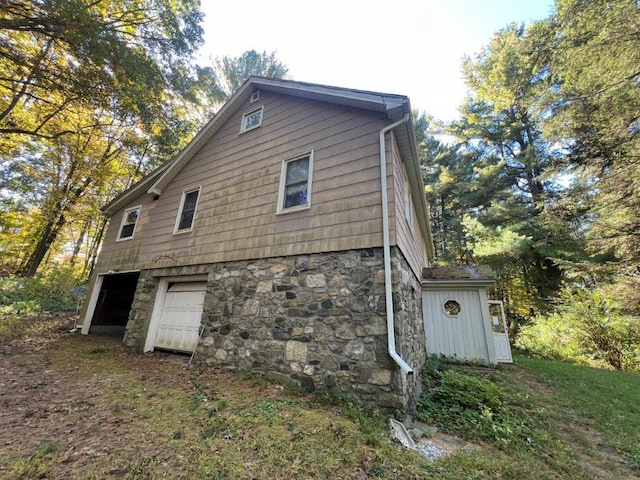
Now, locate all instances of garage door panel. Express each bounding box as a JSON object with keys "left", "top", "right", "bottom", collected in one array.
[{"left": 155, "top": 284, "right": 206, "bottom": 352}]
